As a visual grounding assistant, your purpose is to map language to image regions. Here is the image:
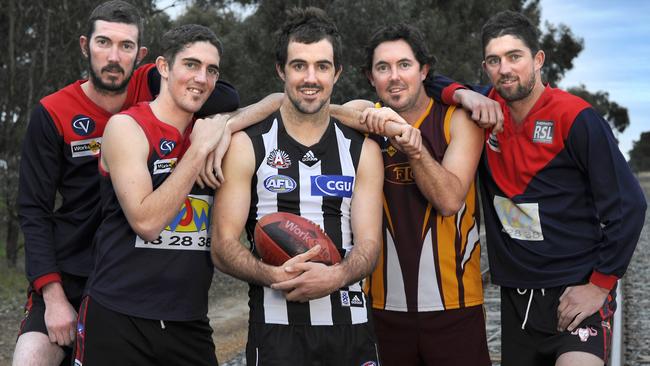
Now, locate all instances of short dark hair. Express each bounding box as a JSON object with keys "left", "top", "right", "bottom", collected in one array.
[
  {"left": 160, "top": 24, "right": 223, "bottom": 66},
  {"left": 87, "top": 1, "right": 144, "bottom": 46},
  {"left": 364, "top": 23, "right": 436, "bottom": 80},
  {"left": 275, "top": 7, "right": 342, "bottom": 71},
  {"left": 481, "top": 10, "right": 539, "bottom": 57}
]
